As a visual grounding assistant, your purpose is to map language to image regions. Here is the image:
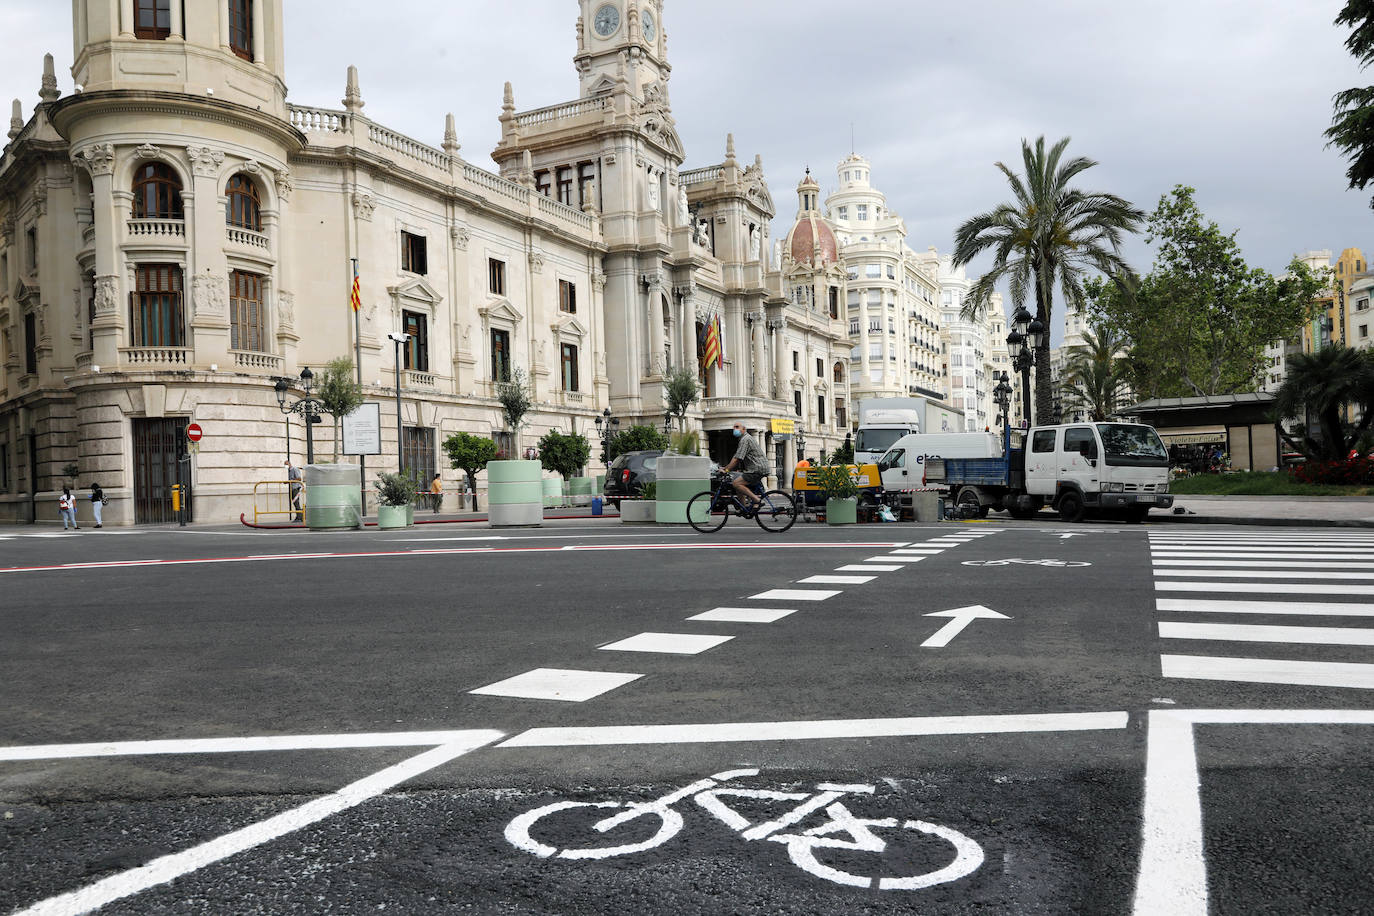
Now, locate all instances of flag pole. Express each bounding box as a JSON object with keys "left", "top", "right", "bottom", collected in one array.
[{"left": 352, "top": 258, "right": 366, "bottom": 521}]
